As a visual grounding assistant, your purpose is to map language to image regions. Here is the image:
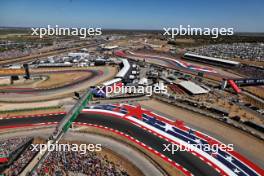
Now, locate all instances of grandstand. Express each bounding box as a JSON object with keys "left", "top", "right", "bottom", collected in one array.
[
  {"left": 36, "top": 63, "right": 73, "bottom": 67},
  {"left": 168, "top": 84, "right": 186, "bottom": 95},
  {"left": 115, "top": 59, "right": 131, "bottom": 82},
  {"left": 233, "top": 78, "right": 264, "bottom": 86},
  {"left": 183, "top": 53, "right": 240, "bottom": 67},
  {"left": 178, "top": 81, "right": 209, "bottom": 95},
  {"left": 68, "top": 52, "right": 90, "bottom": 58},
  {"left": 91, "top": 59, "right": 132, "bottom": 98},
  {"left": 0, "top": 137, "right": 35, "bottom": 175},
  {"left": 103, "top": 78, "right": 123, "bottom": 87},
  {"left": 0, "top": 138, "right": 130, "bottom": 176},
  {"left": 34, "top": 147, "right": 129, "bottom": 175}
]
